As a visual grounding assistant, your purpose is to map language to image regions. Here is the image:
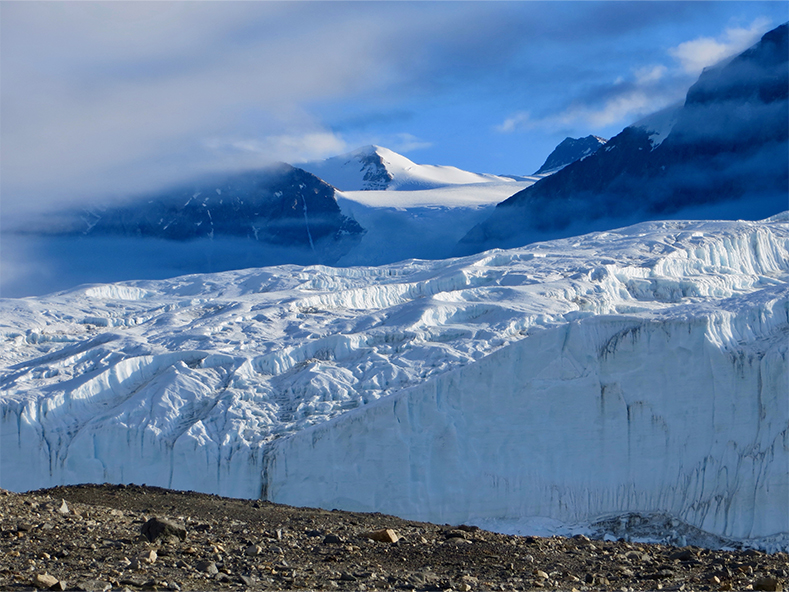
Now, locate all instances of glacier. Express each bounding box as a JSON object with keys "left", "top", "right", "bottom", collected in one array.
[{"left": 1, "top": 215, "right": 787, "bottom": 549}]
